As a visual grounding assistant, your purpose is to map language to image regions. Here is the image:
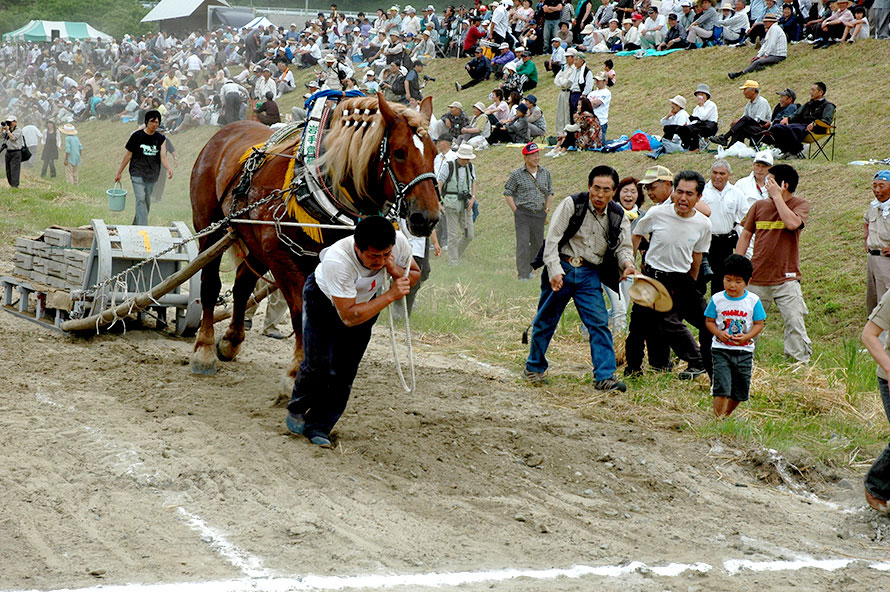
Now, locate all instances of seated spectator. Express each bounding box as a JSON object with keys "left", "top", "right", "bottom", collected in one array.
[
  {"left": 802, "top": 1, "right": 834, "bottom": 41},
  {"left": 412, "top": 29, "right": 437, "bottom": 58},
  {"left": 673, "top": 83, "right": 718, "bottom": 151},
  {"left": 524, "top": 94, "right": 547, "bottom": 138},
  {"left": 491, "top": 42, "right": 516, "bottom": 79},
  {"left": 545, "top": 38, "right": 566, "bottom": 74},
  {"left": 658, "top": 13, "right": 689, "bottom": 49},
  {"left": 716, "top": 0, "right": 750, "bottom": 45},
  {"left": 727, "top": 13, "right": 786, "bottom": 79},
  {"left": 576, "top": 23, "right": 598, "bottom": 51},
  {"left": 709, "top": 79, "right": 771, "bottom": 147},
  {"left": 439, "top": 101, "right": 470, "bottom": 142},
  {"left": 778, "top": 3, "right": 802, "bottom": 41},
  {"left": 545, "top": 97, "right": 603, "bottom": 157},
  {"left": 489, "top": 102, "right": 530, "bottom": 144},
  {"left": 763, "top": 81, "right": 834, "bottom": 158},
  {"left": 463, "top": 16, "right": 488, "bottom": 52},
  {"left": 813, "top": 0, "right": 853, "bottom": 47},
  {"left": 640, "top": 7, "right": 667, "bottom": 49},
  {"left": 484, "top": 88, "right": 511, "bottom": 125},
  {"left": 602, "top": 59, "right": 616, "bottom": 86},
  {"left": 622, "top": 16, "right": 643, "bottom": 50},
  {"left": 455, "top": 47, "right": 491, "bottom": 91},
  {"left": 255, "top": 91, "right": 280, "bottom": 125},
  {"left": 657, "top": 94, "right": 690, "bottom": 153},
  {"left": 686, "top": 0, "right": 718, "bottom": 47},
  {"left": 455, "top": 101, "right": 492, "bottom": 145},
  {"left": 557, "top": 21, "right": 574, "bottom": 46},
  {"left": 771, "top": 87, "right": 798, "bottom": 124},
  {"left": 593, "top": 18, "right": 626, "bottom": 51},
  {"left": 746, "top": 0, "right": 781, "bottom": 44},
  {"left": 276, "top": 62, "right": 295, "bottom": 95},
  {"left": 839, "top": 5, "right": 869, "bottom": 43}
]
